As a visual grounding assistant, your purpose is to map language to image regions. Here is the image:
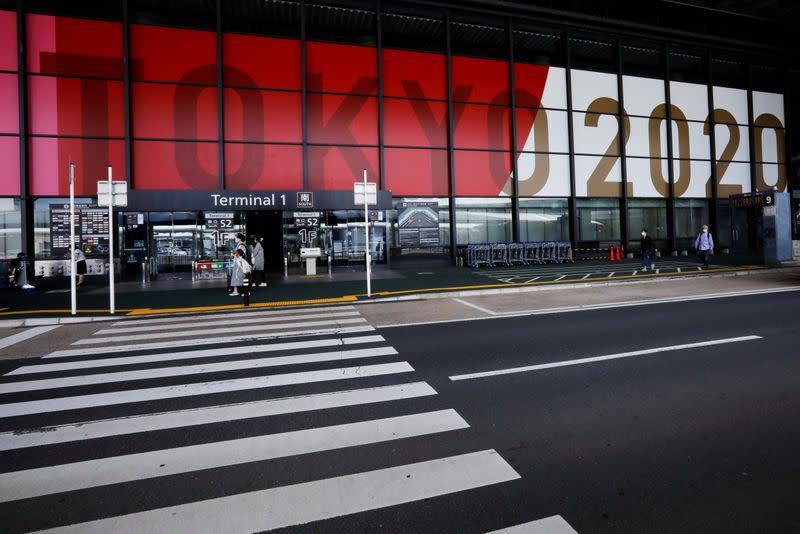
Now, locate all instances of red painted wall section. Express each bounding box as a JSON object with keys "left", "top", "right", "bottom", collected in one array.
[
  {"left": 30, "top": 138, "right": 124, "bottom": 195},
  {"left": 306, "top": 42, "right": 377, "bottom": 94},
  {"left": 132, "top": 82, "right": 218, "bottom": 140},
  {"left": 384, "top": 148, "right": 448, "bottom": 196},
  {"left": 382, "top": 49, "right": 446, "bottom": 100},
  {"left": 383, "top": 99, "right": 448, "bottom": 148},
  {"left": 27, "top": 14, "right": 123, "bottom": 78},
  {"left": 133, "top": 140, "right": 218, "bottom": 190},
  {"left": 0, "top": 137, "right": 20, "bottom": 196},
  {"left": 307, "top": 94, "right": 378, "bottom": 145},
  {"left": 131, "top": 24, "right": 216, "bottom": 84},
  {"left": 225, "top": 144, "right": 303, "bottom": 190},
  {"left": 223, "top": 33, "right": 301, "bottom": 90},
  {"left": 454, "top": 150, "right": 513, "bottom": 196},
  {"left": 308, "top": 146, "right": 379, "bottom": 190},
  {"left": 28, "top": 76, "right": 124, "bottom": 137},
  {"left": 0, "top": 73, "right": 19, "bottom": 134},
  {"left": 223, "top": 89, "right": 302, "bottom": 143},
  {"left": 451, "top": 55, "right": 509, "bottom": 104},
  {"left": 0, "top": 11, "right": 17, "bottom": 71}
]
